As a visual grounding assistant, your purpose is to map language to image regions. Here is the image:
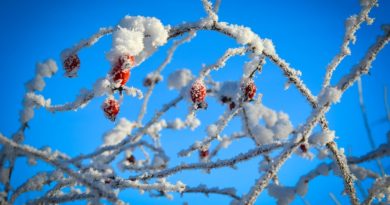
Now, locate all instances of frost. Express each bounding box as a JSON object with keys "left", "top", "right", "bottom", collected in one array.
[
  {"left": 185, "top": 113, "right": 201, "bottom": 130},
  {"left": 168, "top": 118, "right": 186, "bottom": 130},
  {"left": 263, "top": 38, "right": 275, "bottom": 54},
  {"left": 167, "top": 69, "right": 193, "bottom": 90},
  {"left": 268, "top": 183, "right": 295, "bottom": 205}
]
